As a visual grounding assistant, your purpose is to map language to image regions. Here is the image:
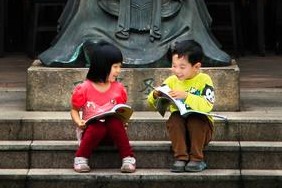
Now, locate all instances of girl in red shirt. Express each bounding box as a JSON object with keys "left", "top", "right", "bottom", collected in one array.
[{"left": 71, "top": 40, "right": 136, "bottom": 173}]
